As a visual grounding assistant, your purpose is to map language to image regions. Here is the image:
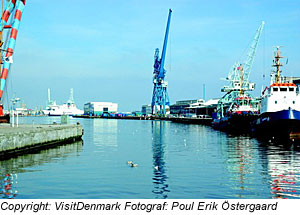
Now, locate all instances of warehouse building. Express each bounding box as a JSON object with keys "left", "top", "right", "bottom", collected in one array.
[
  {"left": 84, "top": 102, "right": 118, "bottom": 116},
  {"left": 141, "top": 104, "right": 152, "bottom": 115},
  {"left": 170, "top": 99, "right": 204, "bottom": 116}
]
